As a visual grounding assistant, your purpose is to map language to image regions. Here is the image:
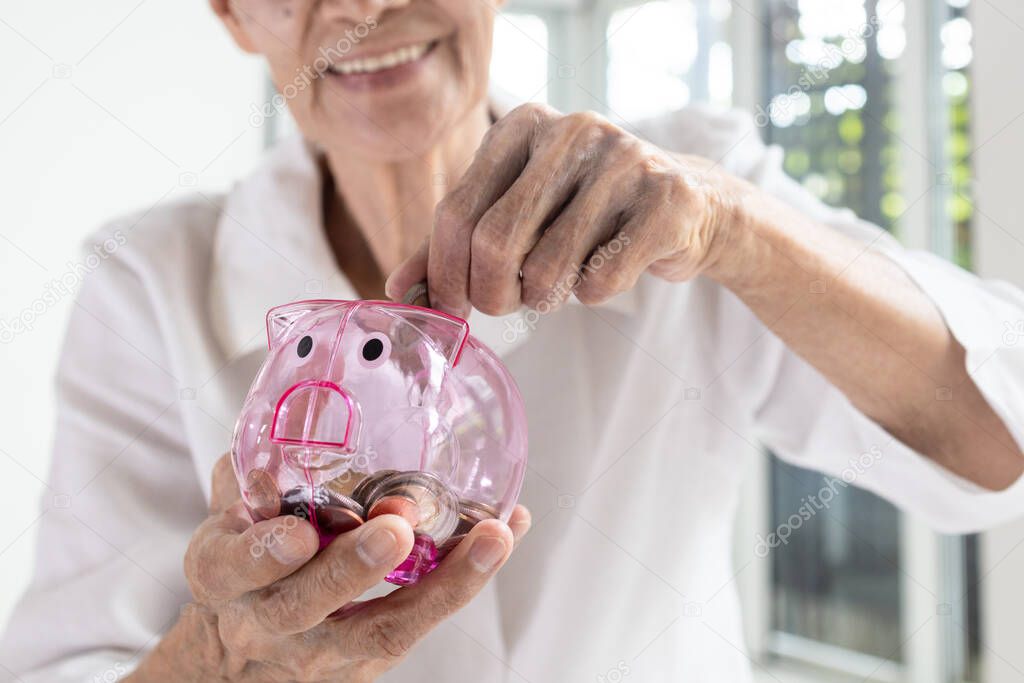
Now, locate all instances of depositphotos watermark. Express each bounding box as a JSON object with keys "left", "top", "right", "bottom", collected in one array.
[
  {"left": 89, "top": 662, "right": 128, "bottom": 683},
  {"left": 250, "top": 512, "right": 305, "bottom": 560},
  {"left": 1003, "top": 320, "right": 1024, "bottom": 347},
  {"left": 595, "top": 660, "right": 631, "bottom": 683},
  {"left": 249, "top": 17, "right": 379, "bottom": 128},
  {"left": 1, "top": 230, "right": 127, "bottom": 344},
  {"left": 753, "top": 445, "right": 883, "bottom": 558},
  {"left": 502, "top": 231, "right": 632, "bottom": 343}
]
